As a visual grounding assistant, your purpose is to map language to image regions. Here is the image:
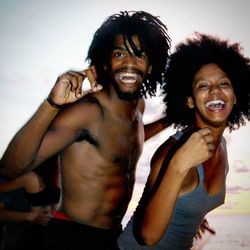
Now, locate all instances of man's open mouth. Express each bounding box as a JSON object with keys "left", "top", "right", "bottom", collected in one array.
[{"left": 119, "top": 72, "right": 139, "bottom": 84}]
